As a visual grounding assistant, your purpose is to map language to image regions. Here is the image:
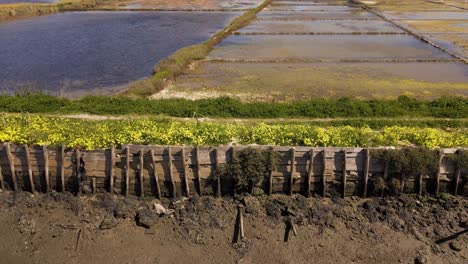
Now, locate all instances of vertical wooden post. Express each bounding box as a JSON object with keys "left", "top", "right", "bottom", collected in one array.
[
  {"left": 321, "top": 149, "right": 327, "bottom": 197},
  {"left": 435, "top": 150, "right": 443, "bottom": 196},
  {"left": 24, "top": 144, "right": 34, "bottom": 193},
  {"left": 139, "top": 149, "right": 144, "bottom": 199},
  {"left": 150, "top": 149, "right": 161, "bottom": 199},
  {"left": 75, "top": 148, "right": 81, "bottom": 196},
  {"left": 0, "top": 157, "right": 4, "bottom": 190},
  {"left": 5, "top": 143, "right": 17, "bottom": 191},
  {"left": 125, "top": 147, "right": 130, "bottom": 196},
  {"left": 417, "top": 174, "right": 423, "bottom": 196},
  {"left": 168, "top": 146, "right": 176, "bottom": 198},
  {"left": 305, "top": 148, "right": 314, "bottom": 197},
  {"left": 195, "top": 146, "right": 202, "bottom": 195},
  {"left": 109, "top": 144, "right": 115, "bottom": 194},
  {"left": 289, "top": 148, "right": 296, "bottom": 196},
  {"left": 342, "top": 149, "right": 347, "bottom": 198},
  {"left": 215, "top": 148, "right": 221, "bottom": 198},
  {"left": 453, "top": 149, "right": 462, "bottom": 196},
  {"left": 92, "top": 178, "right": 97, "bottom": 194},
  {"left": 60, "top": 145, "right": 65, "bottom": 192},
  {"left": 181, "top": 147, "right": 189, "bottom": 197},
  {"left": 363, "top": 148, "right": 370, "bottom": 198},
  {"left": 43, "top": 145, "right": 50, "bottom": 192}
]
